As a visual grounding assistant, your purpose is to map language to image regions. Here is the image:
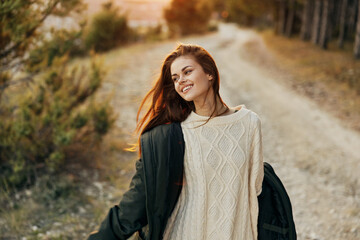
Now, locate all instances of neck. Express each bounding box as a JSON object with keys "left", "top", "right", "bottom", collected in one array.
[{"left": 194, "top": 95, "right": 227, "bottom": 117}]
